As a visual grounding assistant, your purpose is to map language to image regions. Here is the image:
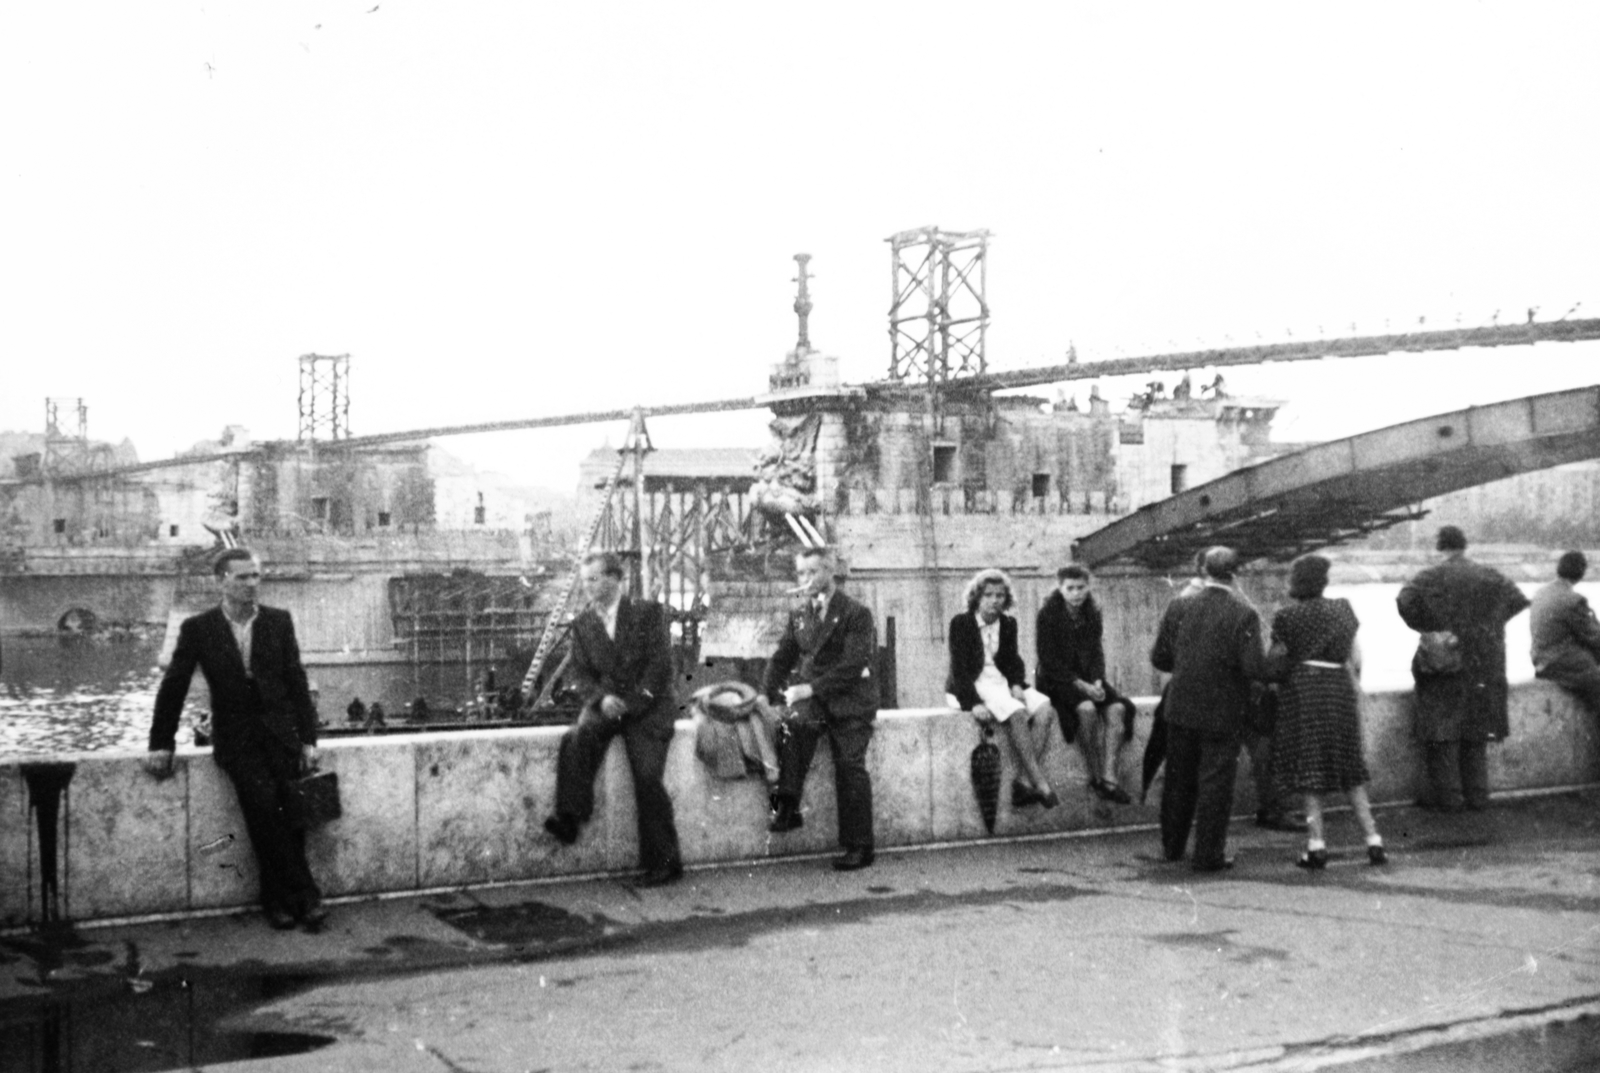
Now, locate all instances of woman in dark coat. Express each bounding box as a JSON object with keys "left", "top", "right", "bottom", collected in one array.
[
  {"left": 947, "top": 568, "right": 1058, "bottom": 807},
  {"left": 1036, "top": 564, "right": 1134, "bottom": 804},
  {"left": 1268, "top": 554, "right": 1384, "bottom": 869}
]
